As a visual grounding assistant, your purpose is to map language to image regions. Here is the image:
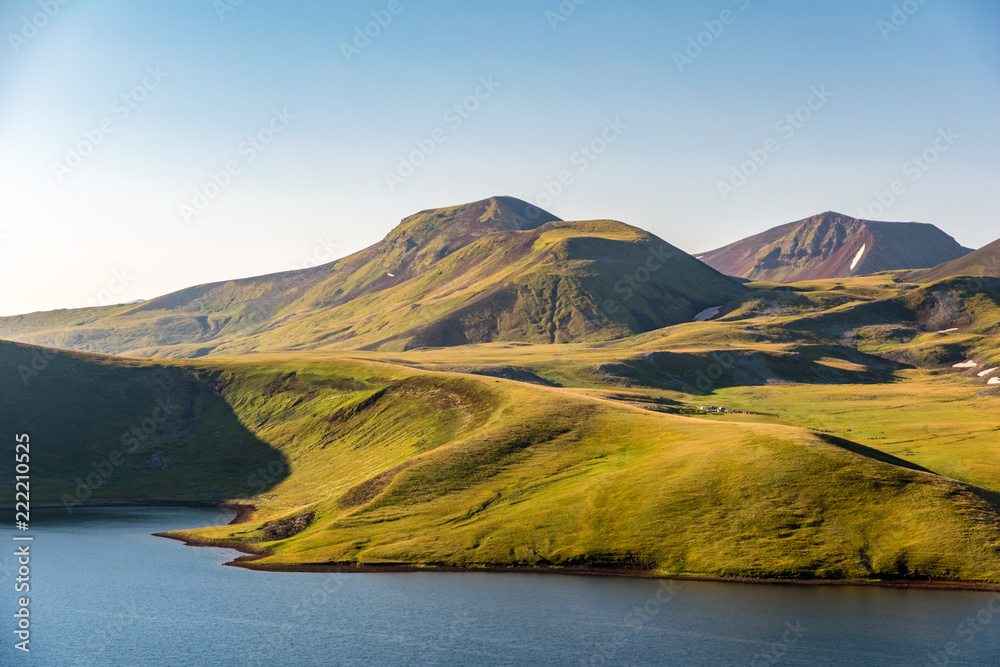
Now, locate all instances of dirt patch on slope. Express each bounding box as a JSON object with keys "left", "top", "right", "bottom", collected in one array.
[{"left": 261, "top": 511, "right": 315, "bottom": 541}]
